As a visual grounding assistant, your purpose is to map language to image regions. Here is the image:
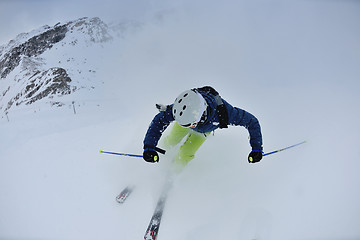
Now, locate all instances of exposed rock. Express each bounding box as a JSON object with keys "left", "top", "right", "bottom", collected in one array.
[
  {"left": 0, "top": 25, "right": 68, "bottom": 79},
  {"left": 5, "top": 67, "right": 74, "bottom": 111},
  {"left": 0, "top": 16, "right": 140, "bottom": 113}
]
